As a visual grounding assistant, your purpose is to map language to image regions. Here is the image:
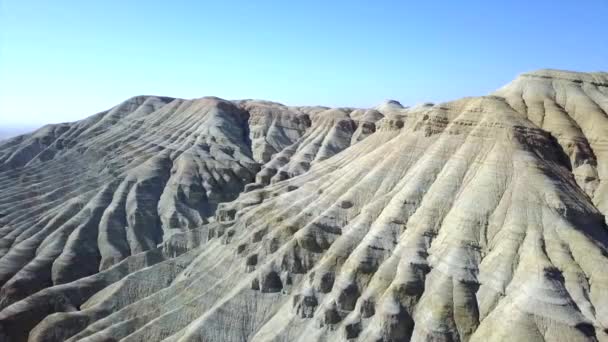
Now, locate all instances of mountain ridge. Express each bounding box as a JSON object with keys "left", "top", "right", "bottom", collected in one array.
[{"left": 1, "top": 69, "right": 608, "bottom": 342}]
